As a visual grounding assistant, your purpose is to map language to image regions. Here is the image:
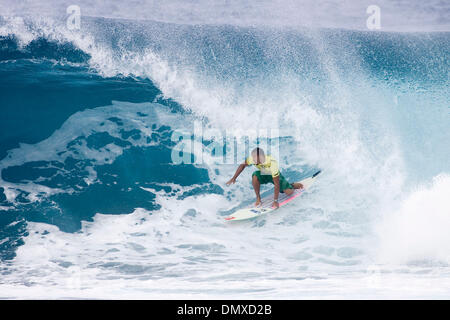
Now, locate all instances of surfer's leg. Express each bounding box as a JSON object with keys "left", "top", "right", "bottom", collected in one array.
[
  {"left": 279, "top": 174, "right": 295, "bottom": 196},
  {"left": 252, "top": 173, "right": 261, "bottom": 206},
  {"left": 292, "top": 182, "right": 304, "bottom": 189}
]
